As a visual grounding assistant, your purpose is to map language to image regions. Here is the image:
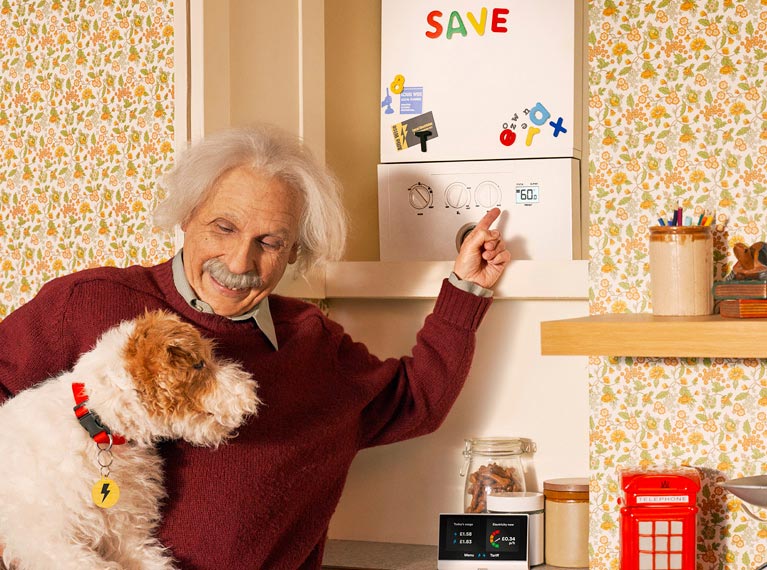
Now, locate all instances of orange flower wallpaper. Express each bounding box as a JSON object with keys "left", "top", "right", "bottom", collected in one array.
[
  {"left": 5, "top": 0, "right": 767, "bottom": 566},
  {"left": 589, "top": 0, "right": 767, "bottom": 567},
  {"left": 0, "top": 0, "right": 177, "bottom": 319}
]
